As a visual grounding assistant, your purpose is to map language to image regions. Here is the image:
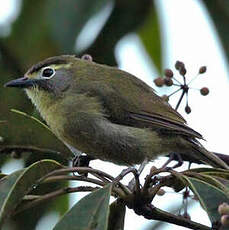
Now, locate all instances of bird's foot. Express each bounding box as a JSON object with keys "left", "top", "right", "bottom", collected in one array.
[
  {"left": 72, "top": 154, "right": 95, "bottom": 176},
  {"left": 113, "top": 167, "right": 141, "bottom": 192},
  {"left": 72, "top": 154, "right": 94, "bottom": 168},
  {"left": 162, "top": 152, "right": 183, "bottom": 170},
  {"left": 128, "top": 159, "right": 149, "bottom": 190},
  {"left": 114, "top": 167, "right": 138, "bottom": 183}
]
